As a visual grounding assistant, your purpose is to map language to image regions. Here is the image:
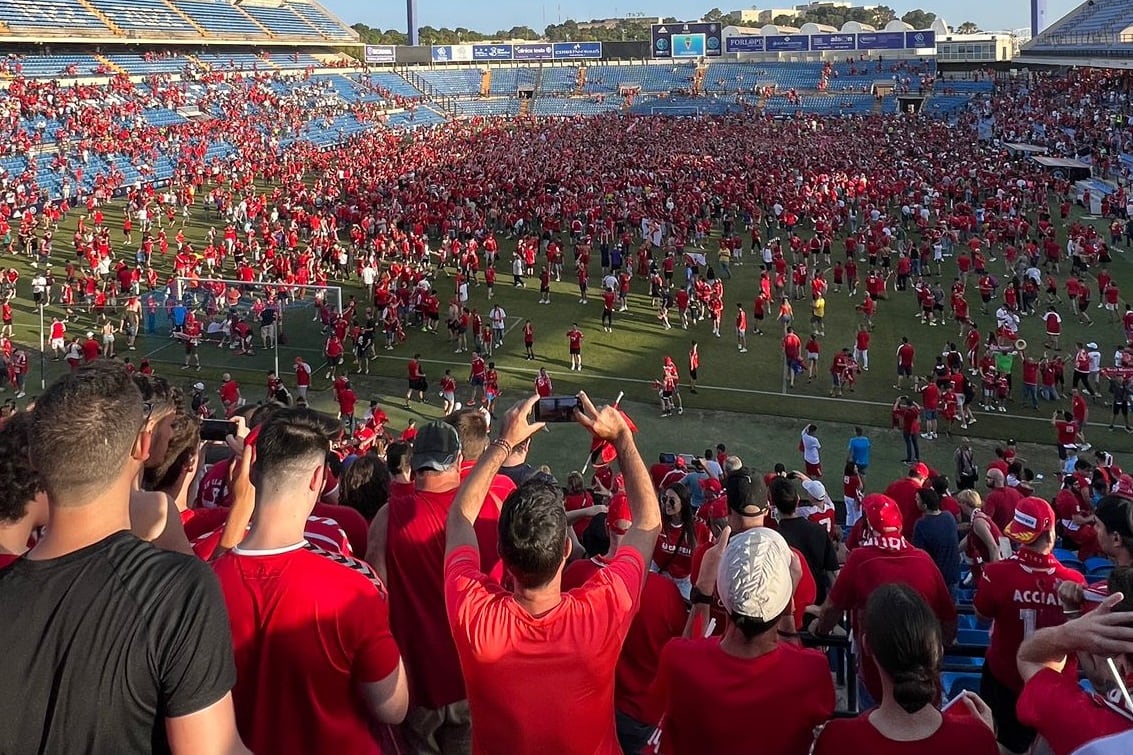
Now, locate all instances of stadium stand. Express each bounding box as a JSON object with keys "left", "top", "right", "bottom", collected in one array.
[
  {"left": 241, "top": 4, "right": 321, "bottom": 38},
  {"left": 287, "top": 0, "right": 354, "bottom": 40},
  {"left": 0, "top": 0, "right": 111, "bottom": 33},
  {"left": 1026, "top": 0, "right": 1133, "bottom": 49},
  {"left": 86, "top": 0, "right": 198, "bottom": 35},
  {"left": 170, "top": 0, "right": 267, "bottom": 37}
]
